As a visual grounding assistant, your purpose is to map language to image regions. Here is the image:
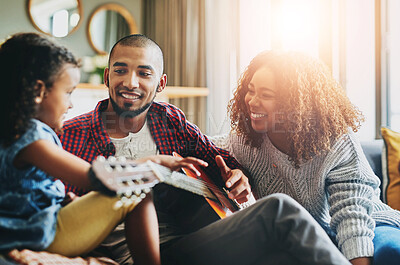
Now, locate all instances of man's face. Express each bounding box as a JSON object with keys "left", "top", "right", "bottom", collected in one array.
[{"left": 104, "top": 44, "right": 166, "bottom": 118}]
